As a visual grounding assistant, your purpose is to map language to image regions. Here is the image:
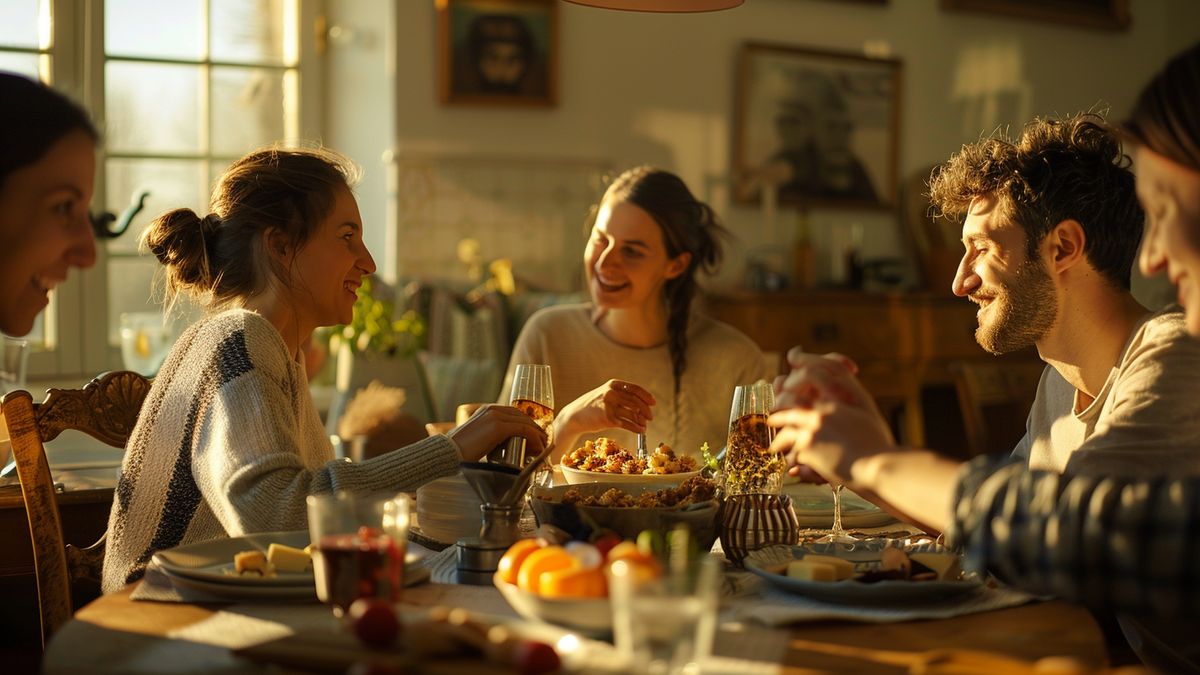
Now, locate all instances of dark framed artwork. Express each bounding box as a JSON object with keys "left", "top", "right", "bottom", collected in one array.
[
  {"left": 941, "top": 0, "right": 1130, "bottom": 30},
  {"left": 437, "top": 0, "right": 558, "bottom": 107},
  {"left": 732, "top": 42, "right": 902, "bottom": 209}
]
